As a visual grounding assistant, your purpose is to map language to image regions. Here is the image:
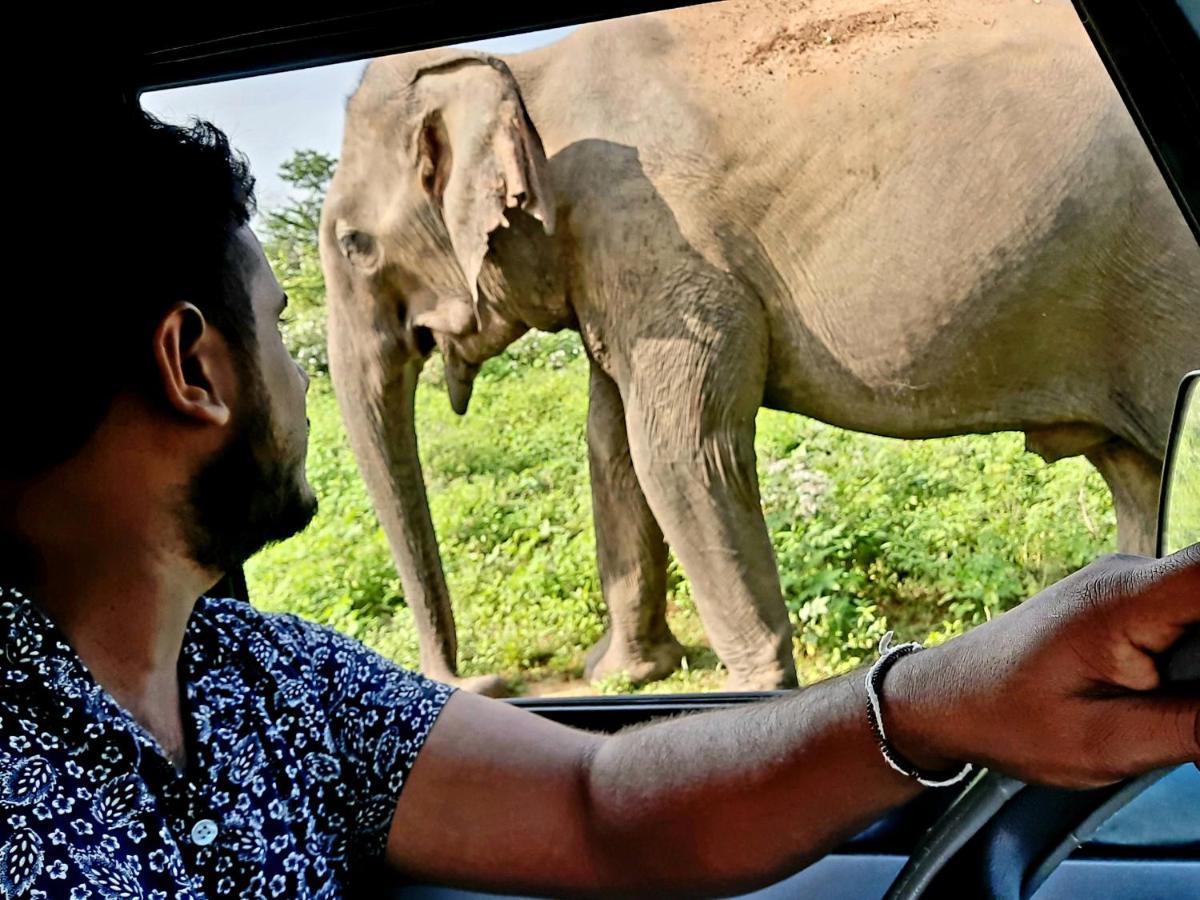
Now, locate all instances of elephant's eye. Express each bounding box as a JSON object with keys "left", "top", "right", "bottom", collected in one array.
[{"left": 339, "top": 229, "right": 377, "bottom": 268}]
